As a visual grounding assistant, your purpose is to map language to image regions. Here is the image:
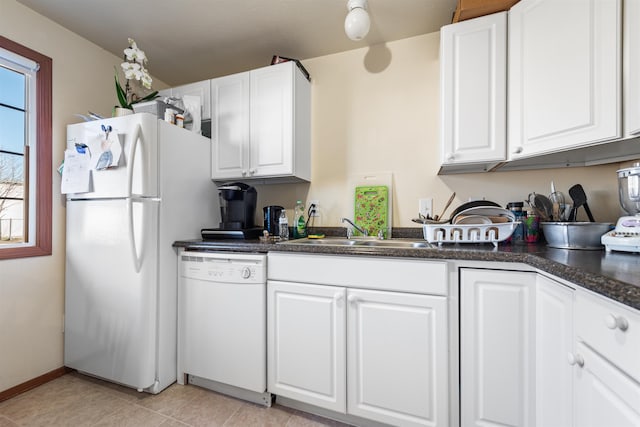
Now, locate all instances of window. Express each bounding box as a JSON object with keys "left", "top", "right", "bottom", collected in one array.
[{"left": 0, "top": 36, "right": 51, "bottom": 259}]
